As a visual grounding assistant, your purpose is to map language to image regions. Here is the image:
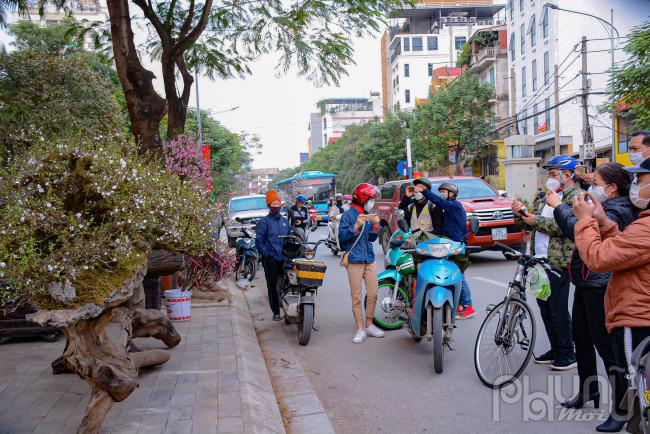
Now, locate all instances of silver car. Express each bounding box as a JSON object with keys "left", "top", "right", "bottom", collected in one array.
[{"left": 226, "top": 195, "right": 269, "bottom": 247}]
